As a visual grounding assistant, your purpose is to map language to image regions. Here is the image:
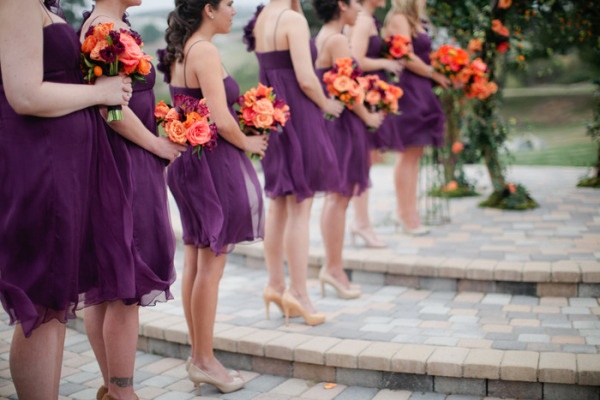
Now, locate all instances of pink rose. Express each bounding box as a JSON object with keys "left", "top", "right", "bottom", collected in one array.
[
  {"left": 333, "top": 76, "right": 352, "bottom": 93},
  {"left": 118, "top": 33, "right": 147, "bottom": 74},
  {"left": 365, "top": 90, "right": 381, "bottom": 106},
  {"left": 242, "top": 107, "right": 257, "bottom": 125},
  {"left": 186, "top": 120, "right": 212, "bottom": 146}
]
